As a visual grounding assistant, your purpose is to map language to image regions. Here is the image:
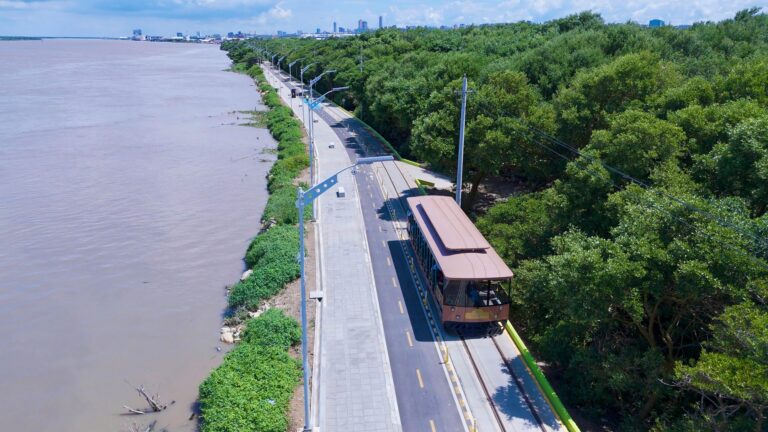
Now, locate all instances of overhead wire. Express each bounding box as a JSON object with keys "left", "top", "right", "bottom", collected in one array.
[{"left": 462, "top": 96, "right": 768, "bottom": 267}]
